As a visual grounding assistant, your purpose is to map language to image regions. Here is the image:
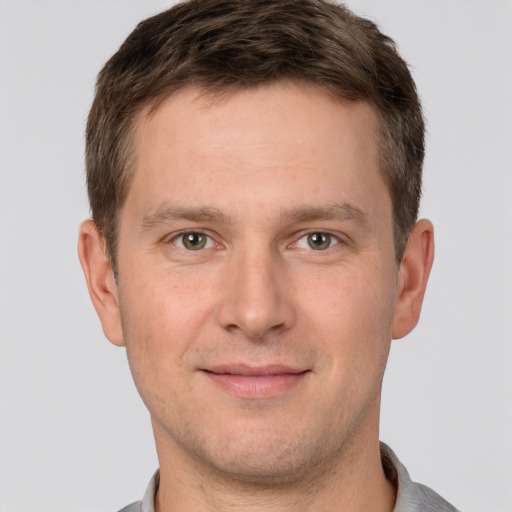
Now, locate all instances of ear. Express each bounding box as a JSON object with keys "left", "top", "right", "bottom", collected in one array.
[
  {"left": 78, "top": 220, "right": 125, "bottom": 346},
  {"left": 392, "top": 219, "right": 435, "bottom": 339}
]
